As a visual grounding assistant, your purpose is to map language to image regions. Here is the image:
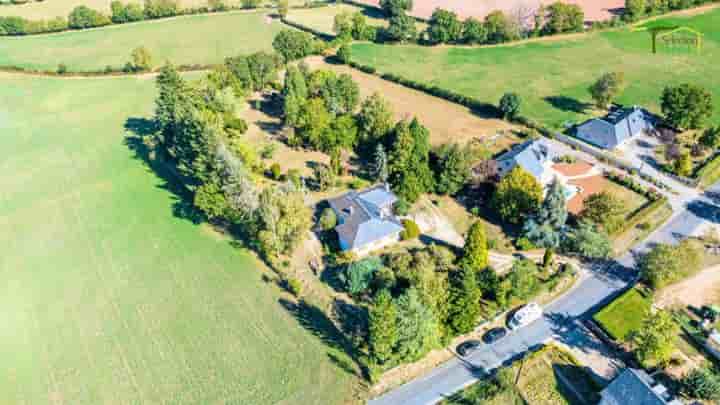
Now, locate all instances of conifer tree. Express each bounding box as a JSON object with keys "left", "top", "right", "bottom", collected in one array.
[
  {"left": 446, "top": 268, "right": 482, "bottom": 336},
  {"left": 459, "top": 221, "right": 488, "bottom": 271}
]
